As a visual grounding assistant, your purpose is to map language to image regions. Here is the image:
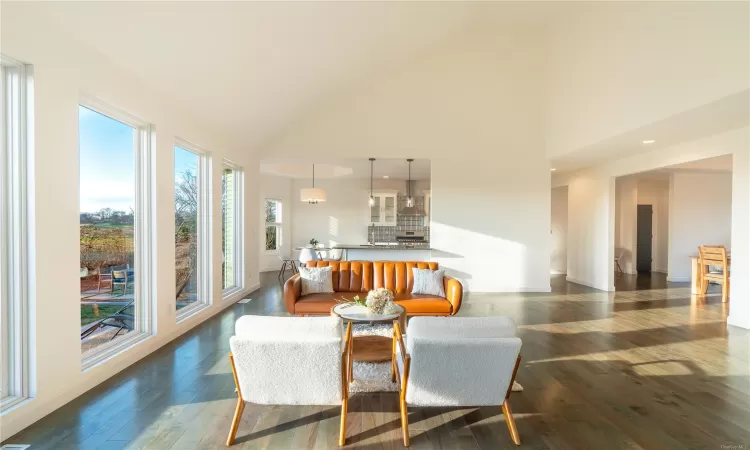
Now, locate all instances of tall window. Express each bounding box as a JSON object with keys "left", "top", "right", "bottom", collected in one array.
[
  {"left": 79, "top": 100, "right": 153, "bottom": 364},
  {"left": 265, "top": 199, "right": 282, "bottom": 252},
  {"left": 222, "top": 163, "right": 243, "bottom": 294},
  {"left": 1, "top": 56, "right": 32, "bottom": 409},
  {"left": 174, "top": 141, "right": 210, "bottom": 317}
]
